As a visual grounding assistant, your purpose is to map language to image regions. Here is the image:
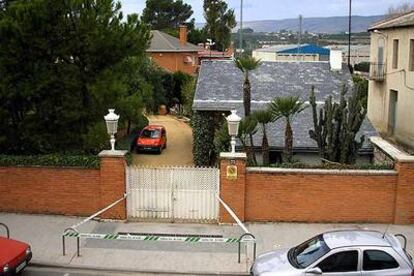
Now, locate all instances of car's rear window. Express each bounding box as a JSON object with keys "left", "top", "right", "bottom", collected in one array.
[{"left": 141, "top": 129, "right": 161, "bottom": 138}]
